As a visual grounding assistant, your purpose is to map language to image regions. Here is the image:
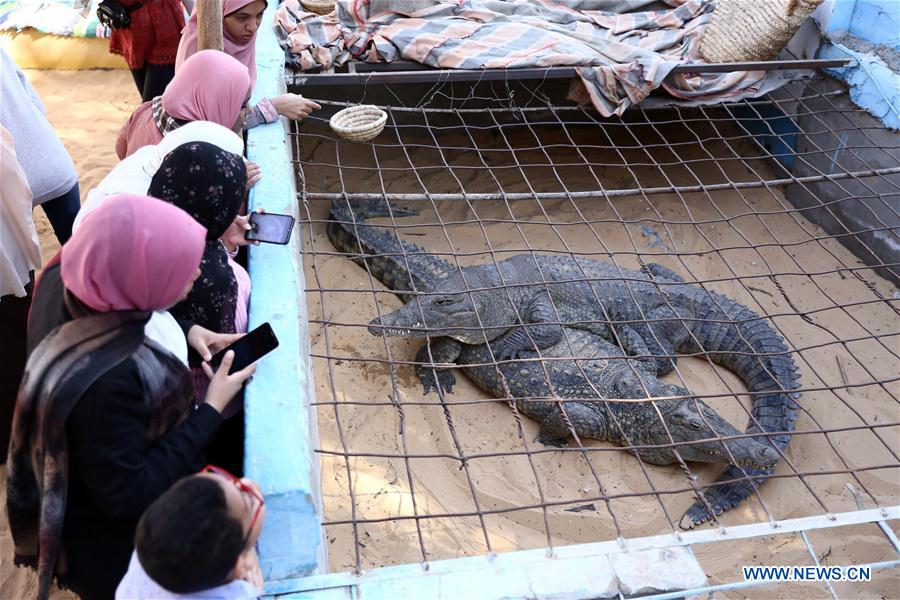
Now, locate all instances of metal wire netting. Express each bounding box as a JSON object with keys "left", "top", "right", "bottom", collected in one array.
[{"left": 287, "top": 73, "right": 899, "bottom": 589}]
